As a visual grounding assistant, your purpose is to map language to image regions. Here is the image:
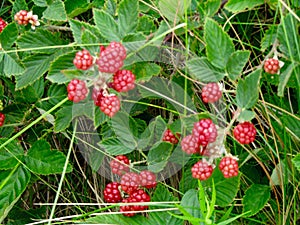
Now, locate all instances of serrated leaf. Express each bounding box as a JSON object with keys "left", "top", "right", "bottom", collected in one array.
[
  {"left": 98, "top": 137, "right": 134, "bottom": 155},
  {"left": 0, "top": 165, "right": 31, "bottom": 223},
  {"left": 277, "top": 63, "right": 295, "bottom": 97},
  {"left": 180, "top": 189, "right": 202, "bottom": 219},
  {"left": 81, "top": 29, "right": 99, "bottom": 54},
  {"left": 0, "top": 23, "right": 18, "bottom": 50},
  {"left": 242, "top": 184, "right": 270, "bottom": 216},
  {"left": 3, "top": 53, "right": 25, "bottom": 77},
  {"left": 17, "top": 29, "right": 67, "bottom": 53},
  {"left": 0, "top": 139, "right": 24, "bottom": 170},
  {"left": 186, "top": 57, "right": 225, "bottom": 82},
  {"left": 126, "top": 62, "right": 161, "bottom": 82},
  {"left": 226, "top": 50, "right": 250, "bottom": 81},
  {"left": 148, "top": 142, "right": 173, "bottom": 173},
  {"left": 237, "top": 109, "right": 256, "bottom": 122},
  {"left": 158, "top": 0, "right": 191, "bottom": 23},
  {"left": 292, "top": 154, "right": 300, "bottom": 172},
  {"left": 47, "top": 51, "right": 77, "bottom": 84},
  {"left": 94, "top": 107, "right": 109, "bottom": 128},
  {"left": 118, "top": 0, "right": 138, "bottom": 37},
  {"left": 205, "top": 18, "right": 234, "bottom": 69},
  {"left": 15, "top": 53, "right": 56, "bottom": 90},
  {"left": 65, "top": 0, "right": 91, "bottom": 18},
  {"left": 25, "top": 140, "right": 72, "bottom": 175},
  {"left": 236, "top": 69, "right": 261, "bottom": 109},
  {"left": 93, "top": 8, "right": 121, "bottom": 42},
  {"left": 179, "top": 168, "right": 198, "bottom": 193},
  {"left": 43, "top": 0, "right": 67, "bottom": 21},
  {"left": 270, "top": 161, "right": 289, "bottom": 186},
  {"left": 261, "top": 26, "right": 277, "bottom": 52},
  {"left": 33, "top": 0, "right": 47, "bottom": 7},
  {"left": 225, "top": 0, "right": 264, "bottom": 12},
  {"left": 15, "top": 78, "right": 44, "bottom": 103},
  {"left": 201, "top": 0, "right": 221, "bottom": 17},
  {"left": 47, "top": 84, "right": 67, "bottom": 105}
]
